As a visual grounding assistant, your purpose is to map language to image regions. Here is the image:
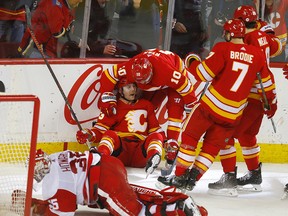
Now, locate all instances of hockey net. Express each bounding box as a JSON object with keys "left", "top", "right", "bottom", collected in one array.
[{"left": 0, "top": 95, "right": 40, "bottom": 216}]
